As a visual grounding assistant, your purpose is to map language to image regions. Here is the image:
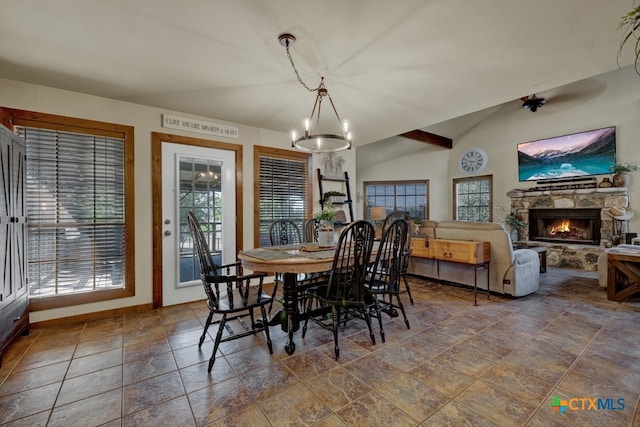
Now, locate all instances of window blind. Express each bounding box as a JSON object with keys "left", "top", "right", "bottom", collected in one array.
[
  {"left": 20, "top": 126, "right": 126, "bottom": 297},
  {"left": 258, "top": 155, "right": 308, "bottom": 247}
]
